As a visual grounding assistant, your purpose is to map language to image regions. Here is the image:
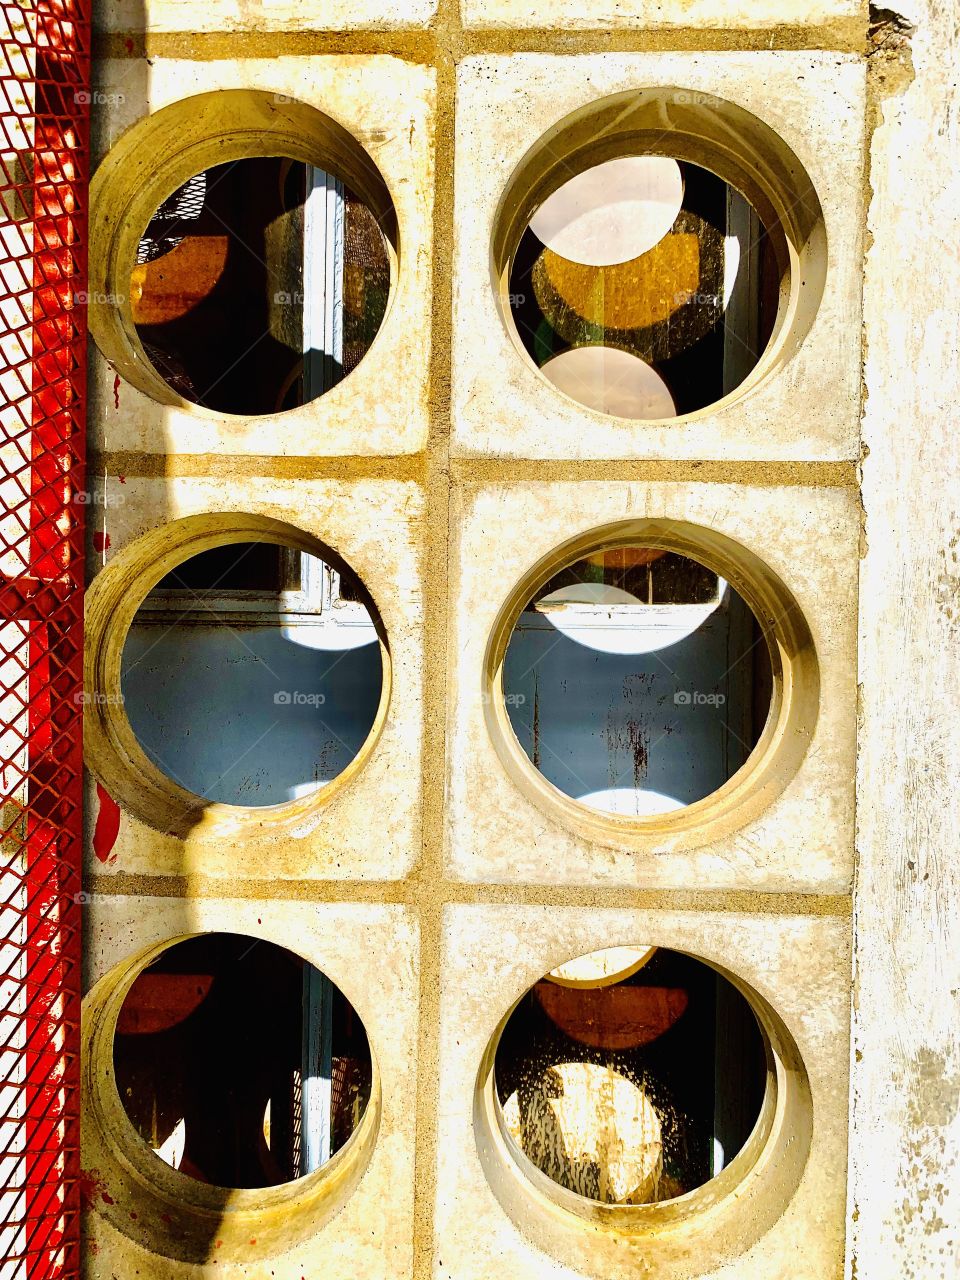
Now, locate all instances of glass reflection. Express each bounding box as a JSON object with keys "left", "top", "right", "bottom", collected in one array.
[{"left": 502, "top": 548, "right": 772, "bottom": 815}]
